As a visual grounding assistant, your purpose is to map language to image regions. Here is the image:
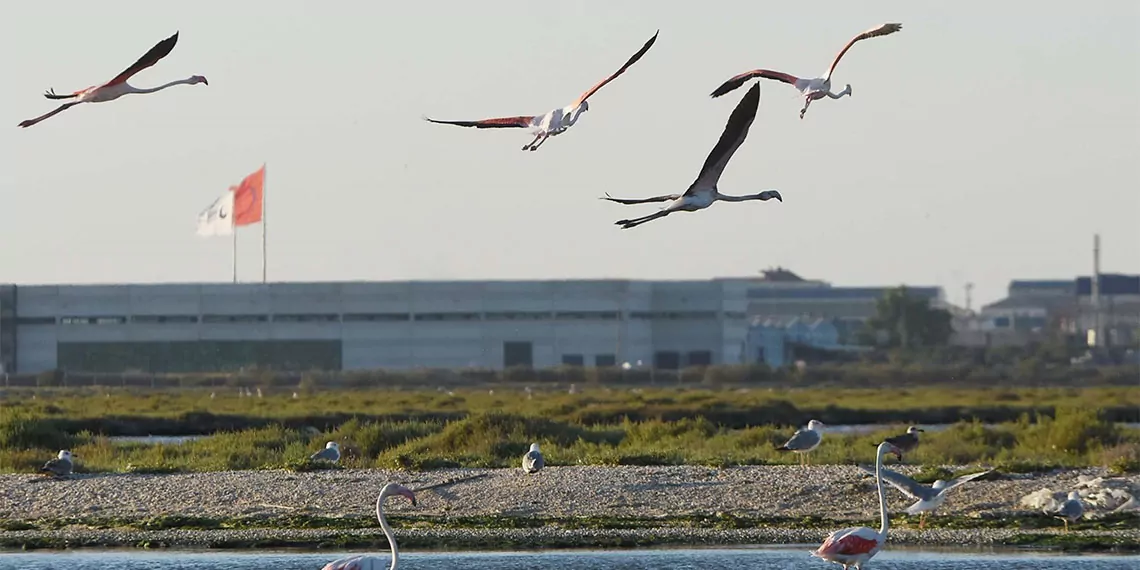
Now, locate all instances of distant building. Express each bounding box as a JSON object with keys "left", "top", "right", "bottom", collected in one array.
[
  {"left": 0, "top": 271, "right": 948, "bottom": 374},
  {"left": 979, "top": 274, "right": 1139, "bottom": 347},
  {"left": 1, "top": 280, "right": 753, "bottom": 374},
  {"left": 733, "top": 267, "right": 944, "bottom": 342},
  {"left": 743, "top": 316, "right": 866, "bottom": 367}
]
